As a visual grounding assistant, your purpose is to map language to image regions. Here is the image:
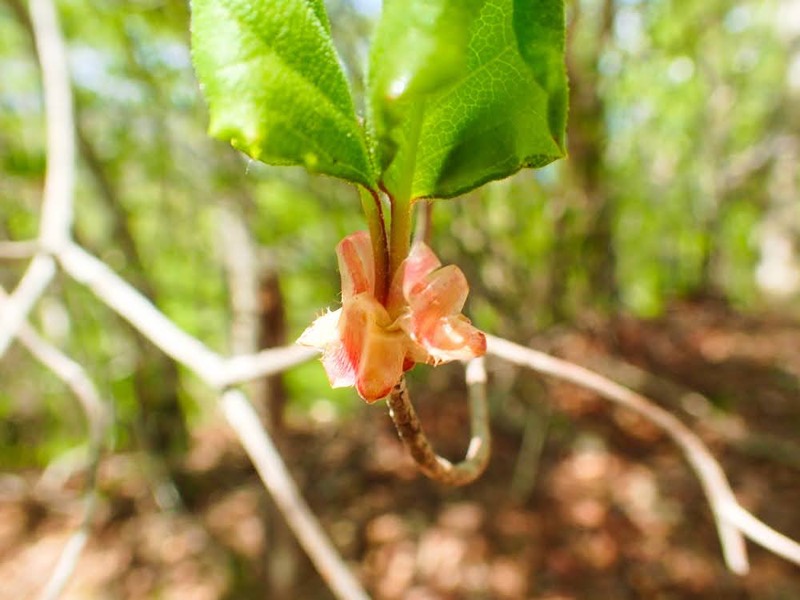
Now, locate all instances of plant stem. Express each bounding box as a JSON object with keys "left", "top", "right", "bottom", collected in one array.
[
  {"left": 386, "top": 360, "right": 490, "bottom": 486},
  {"left": 359, "top": 186, "right": 389, "bottom": 303},
  {"left": 389, "top": 101, "right": 425, "bottom": 280},
  {"left": 414, "top": 200, "right": 433, "bottom": 245},
  {"left": 389, "top": 194, "right": 412, "bottom": 281}
]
